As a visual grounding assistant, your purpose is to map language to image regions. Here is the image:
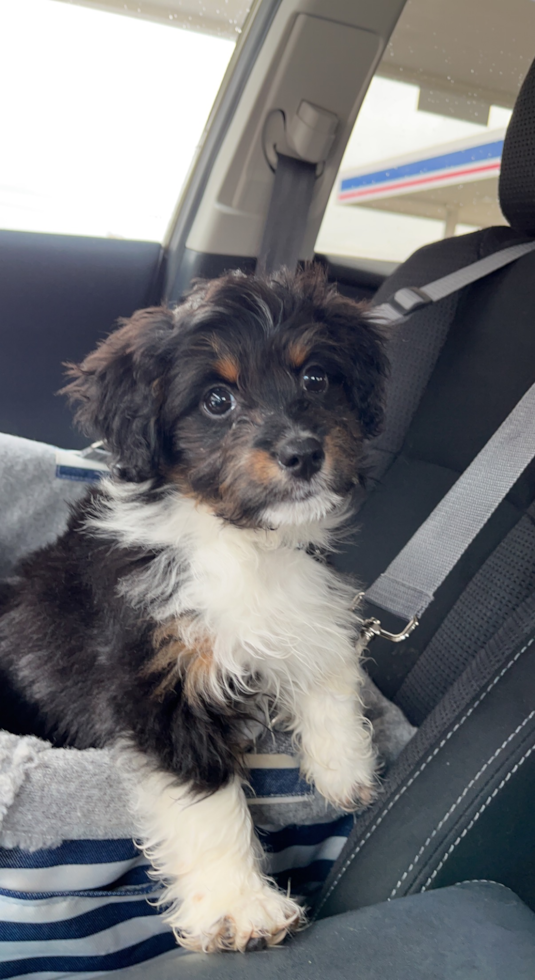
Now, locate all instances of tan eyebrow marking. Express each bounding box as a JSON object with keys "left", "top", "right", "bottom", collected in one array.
[
  {"left": 213, "top": 356, "right": 240, "bottom": 384},
  {"left": 287, "top": 341, "right": 310, "bottom": 369}
]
